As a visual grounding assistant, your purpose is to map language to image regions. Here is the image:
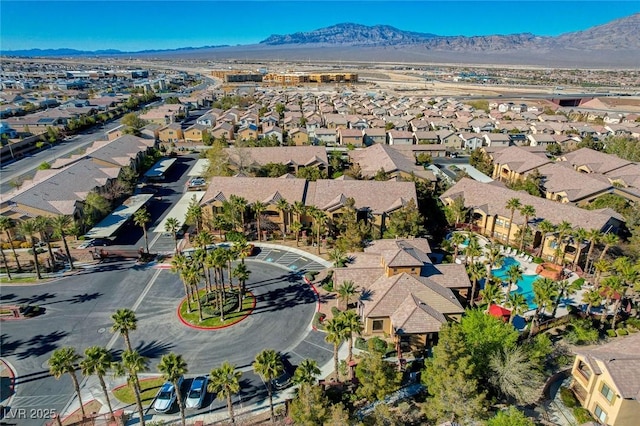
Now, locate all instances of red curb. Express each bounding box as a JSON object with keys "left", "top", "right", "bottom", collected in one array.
[
  {"left": 304, "top": 277, "right": 321, "bottom": 331},
  {"left": 177, "top": 292, "right": 256, "bottom": 330}
]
